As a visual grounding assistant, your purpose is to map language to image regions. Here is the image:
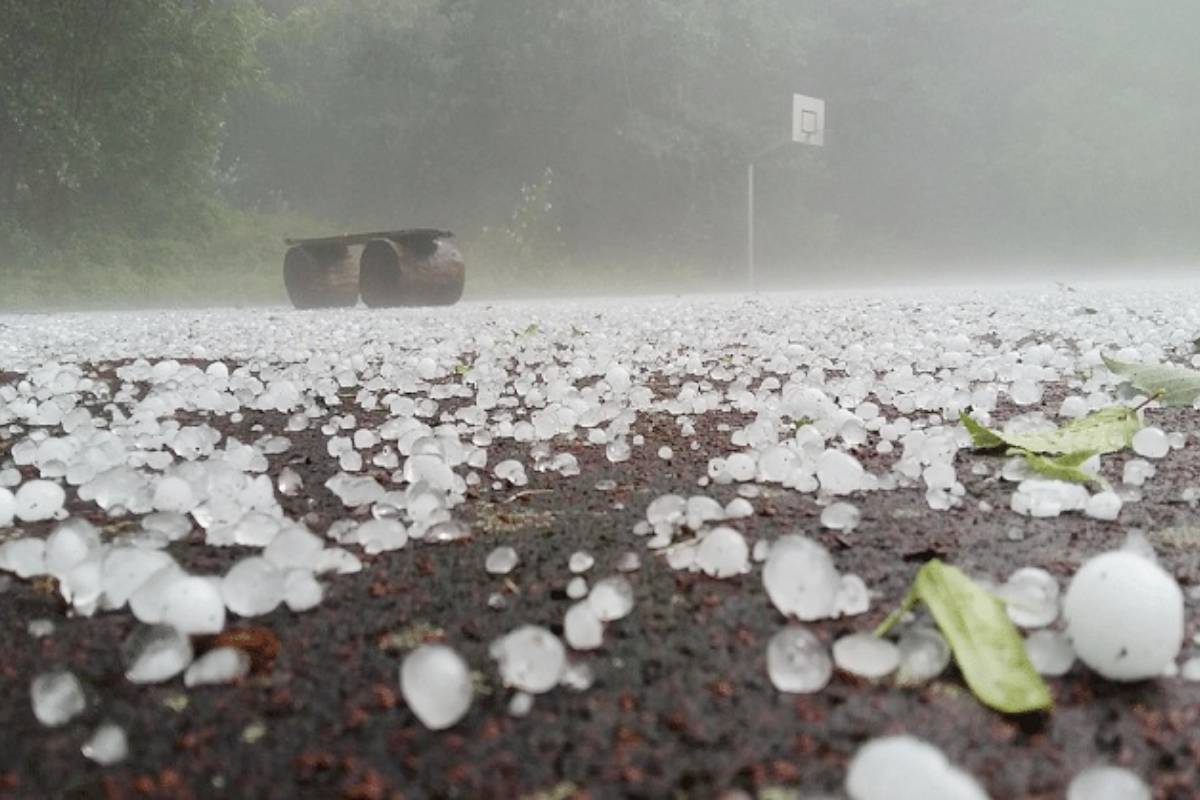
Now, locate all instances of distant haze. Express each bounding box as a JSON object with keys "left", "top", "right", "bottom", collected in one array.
[{"left": 2, "top": 1, "right": 1198, "bottom": 305}]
